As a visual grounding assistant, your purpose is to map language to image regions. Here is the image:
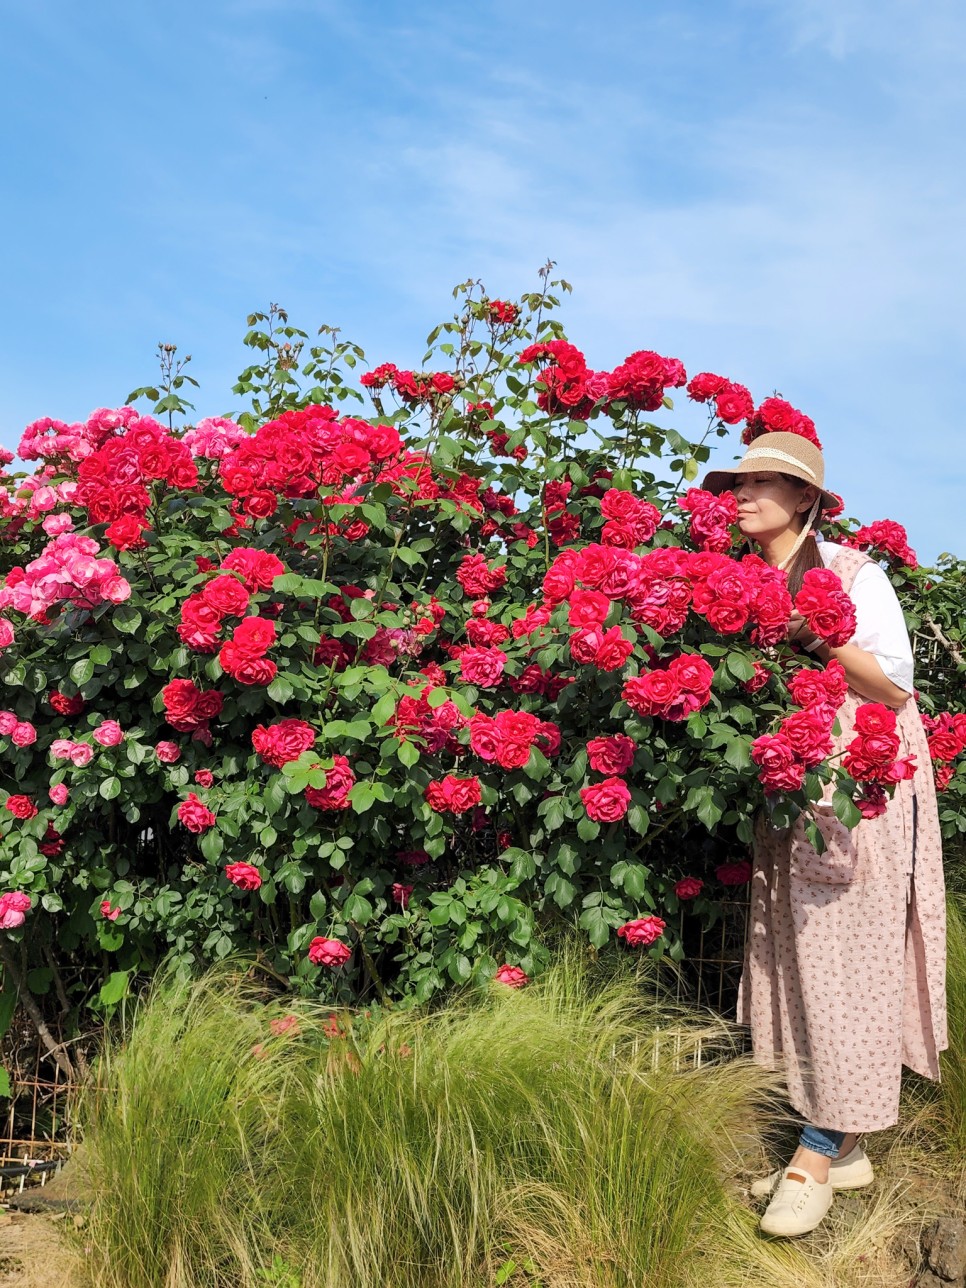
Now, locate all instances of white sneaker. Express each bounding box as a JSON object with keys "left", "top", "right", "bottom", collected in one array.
[
  {"left": 759, "top": 1165, "right": 834, "bottom": 1237},
  {"left": 750, "top": 1143, "right": 874, "bottom": 1199}
]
